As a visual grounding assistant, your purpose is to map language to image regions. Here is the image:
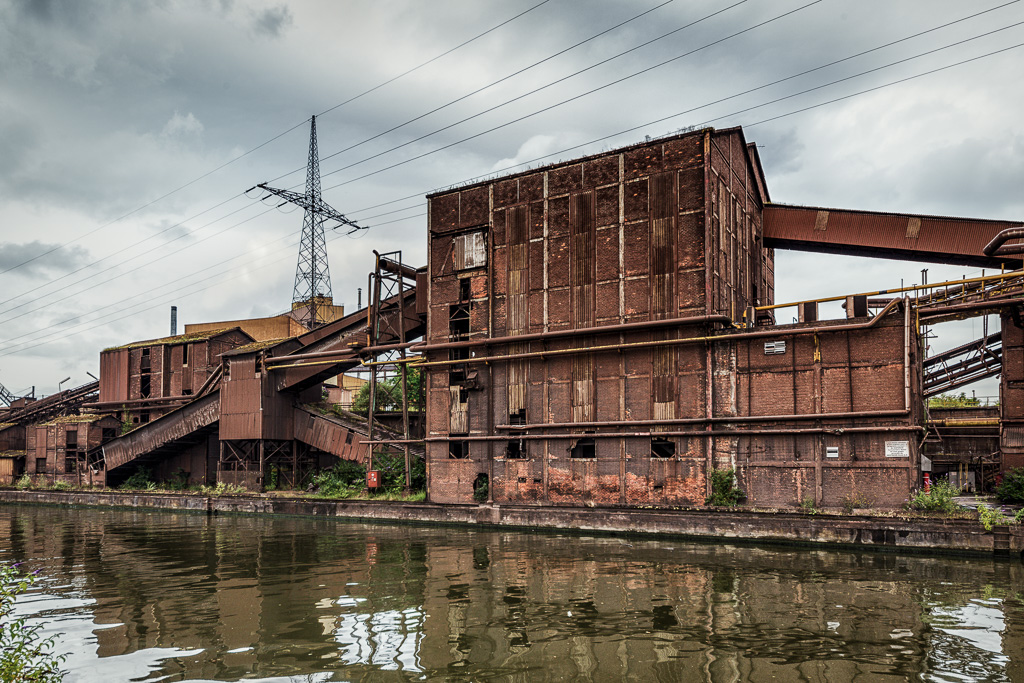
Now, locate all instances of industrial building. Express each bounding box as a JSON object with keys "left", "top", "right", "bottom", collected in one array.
[
  {"left": 419, "top": 126, "right": 1023, "bottom": 508},
  {"left": 0, "top": 124, "right": 1020, "bottom": 510}
]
